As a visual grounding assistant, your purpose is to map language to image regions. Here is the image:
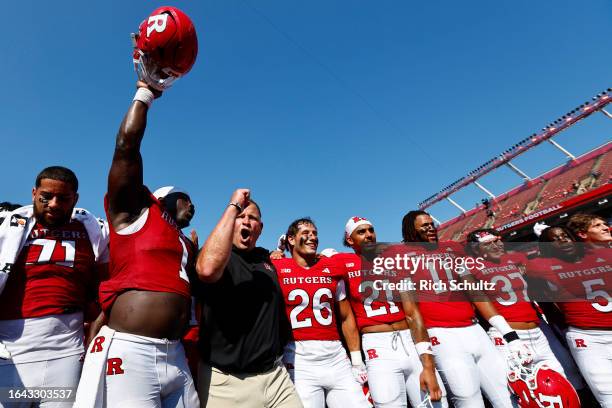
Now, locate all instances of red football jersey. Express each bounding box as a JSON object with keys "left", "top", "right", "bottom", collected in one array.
[
  {"left": 470, "top": 253, "right": 539, "bottom": 323},
  {"left": 335, "top": 252, "right": 405, "bottom": 331},
  {"left": 527, "top": 249, "right": 612, "bottom": 329},
  {"left": 387, "top": 242, "right": 476, "bottom": 328},
  {"left": 273, "top": 256, "right": 345, "bottom": 341},
  {"left": 99, "top": 193, "right": 192, "bottom": 312},
  {"left": 0, "top": 221, "right": 97, "bottom": 320}
]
